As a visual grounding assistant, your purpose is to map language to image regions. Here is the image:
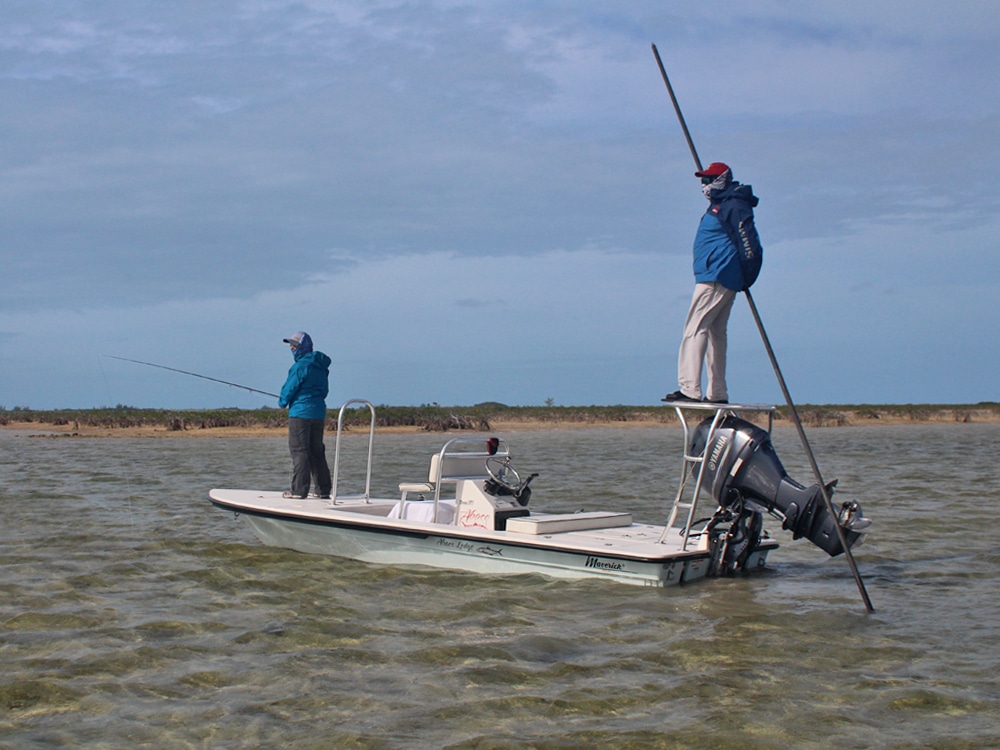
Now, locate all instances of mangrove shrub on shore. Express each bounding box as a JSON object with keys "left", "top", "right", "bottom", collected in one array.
[{"left": 1, "top": 402, "right": 998, "bottom": 431}]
